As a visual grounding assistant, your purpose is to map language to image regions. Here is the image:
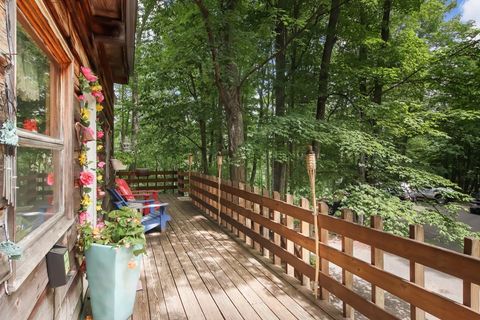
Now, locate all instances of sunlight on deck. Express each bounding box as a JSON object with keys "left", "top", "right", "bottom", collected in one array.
[{"left": 131, "top": 195, "right": 332, "bottom": 320}]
